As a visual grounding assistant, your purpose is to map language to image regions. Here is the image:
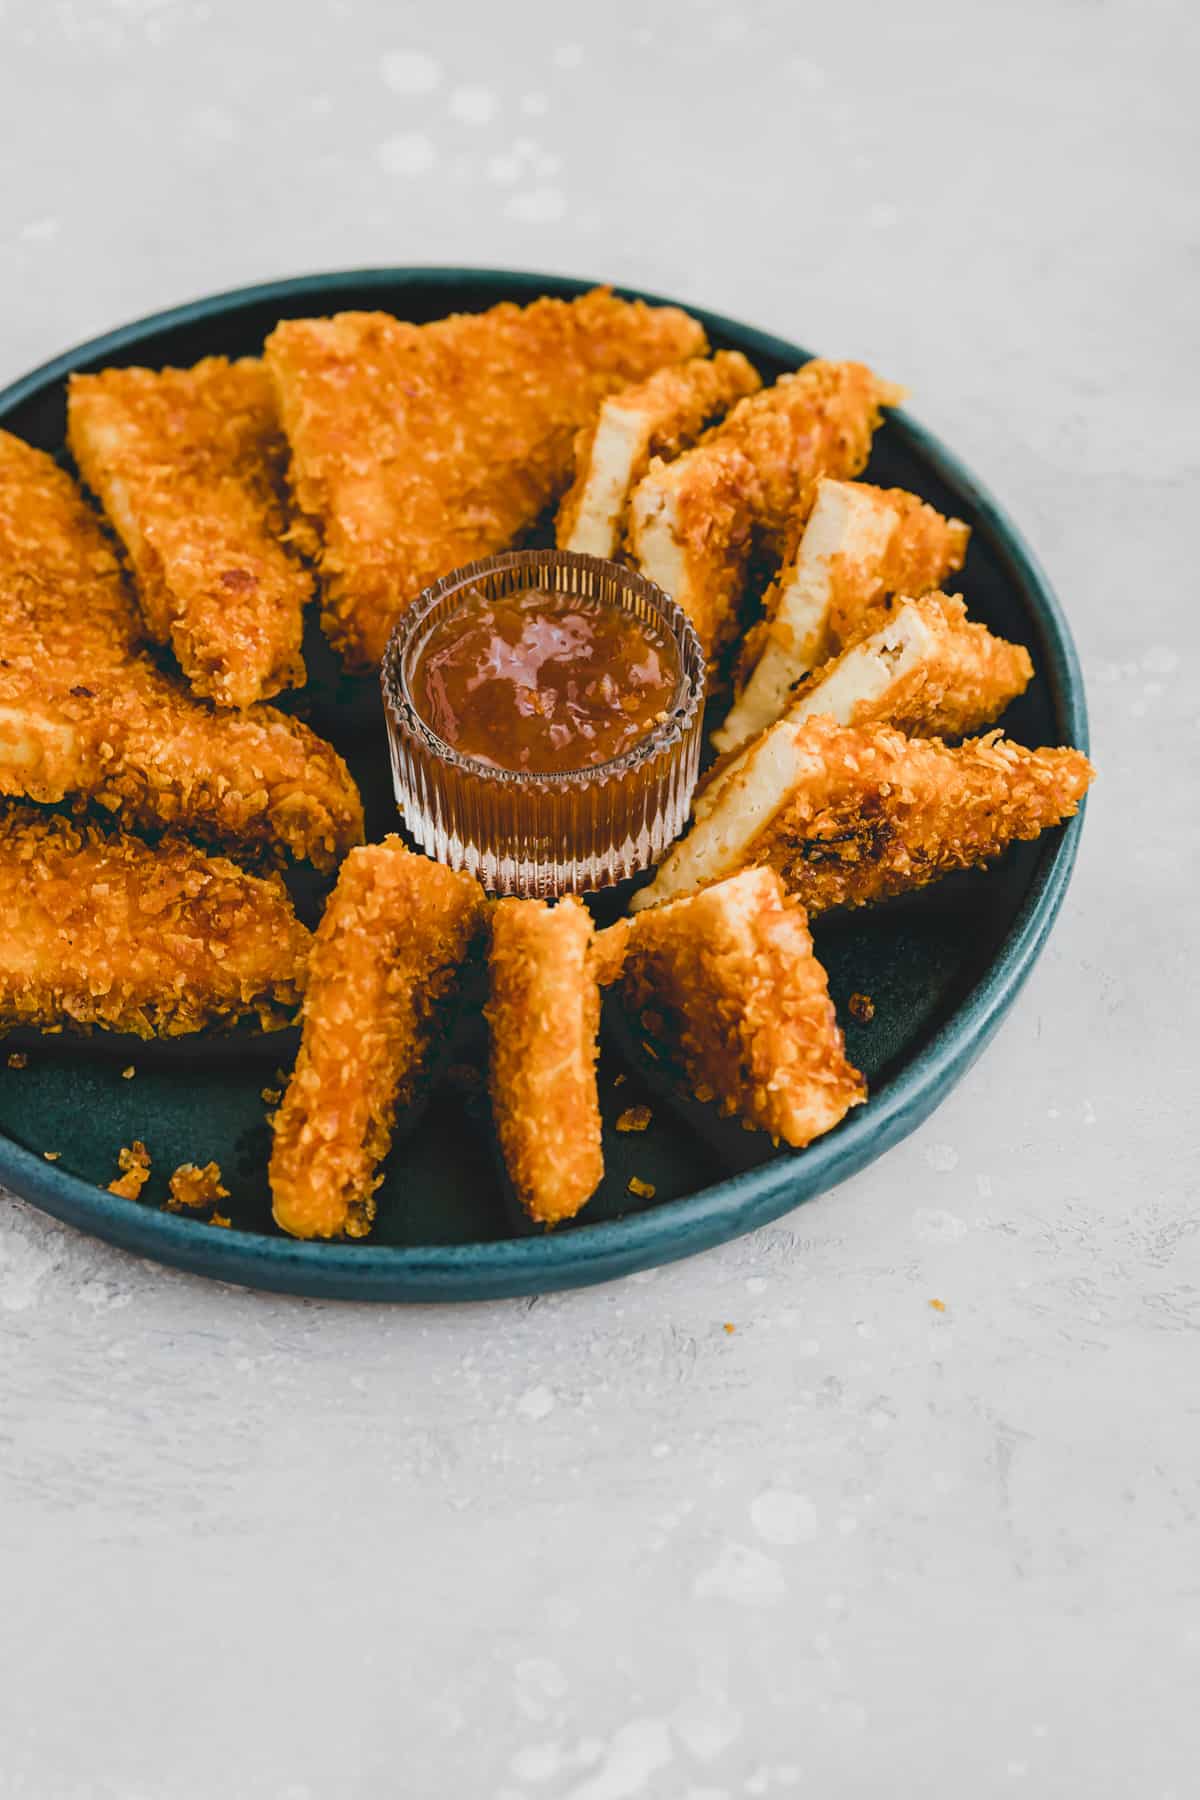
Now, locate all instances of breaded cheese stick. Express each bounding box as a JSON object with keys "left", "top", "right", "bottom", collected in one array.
[
  {"left": 0, "top": 808, "right": 310, "bottom": 1037},
  {"left": 555, "top": 351, "right": 761, "bottom": 558},
  {"left": 697, "top": 593, "right": 1033, "bottom": 822},
  {"left": 270, "top": 841, "right": 485, "bottom": 1240},
  {"left": 627, "top": 361, "right": 905, "bottom": 654},
  {"left": 622, "top": 865, "right": 865, "bottom": 1146},
  {"left": 68, "top": 357, "right": 310, "bottom": 709},
  {"left": 0, "top": 431, "right": 362, "bottom": 869},
  {"left": 266, "top": 289, "right": 707, "bottom": 668},
  {"left": 485, "top": 896, "right": 606, "bottom": 1227},
  {"left": 713, "top": 480, "right": 970, "bottom": 751},
  {"left": 632, "top": 716, "right": 1093, "bottom": 915}
]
